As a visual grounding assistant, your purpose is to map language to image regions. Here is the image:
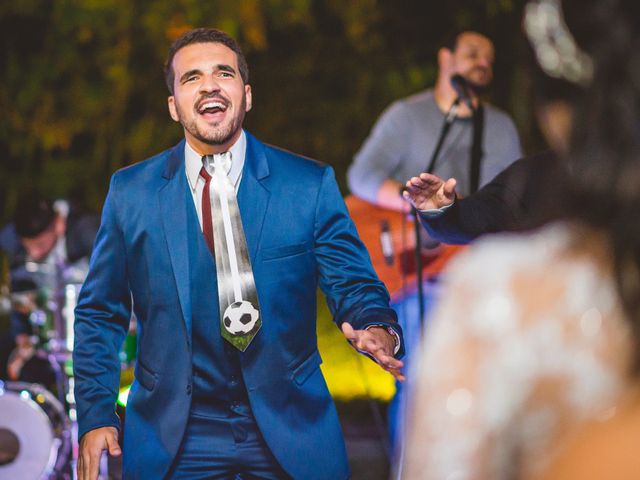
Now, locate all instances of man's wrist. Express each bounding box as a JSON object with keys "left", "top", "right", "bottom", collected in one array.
[{"left": 419, "top": 199, "right": 455, "bottom": 218}]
